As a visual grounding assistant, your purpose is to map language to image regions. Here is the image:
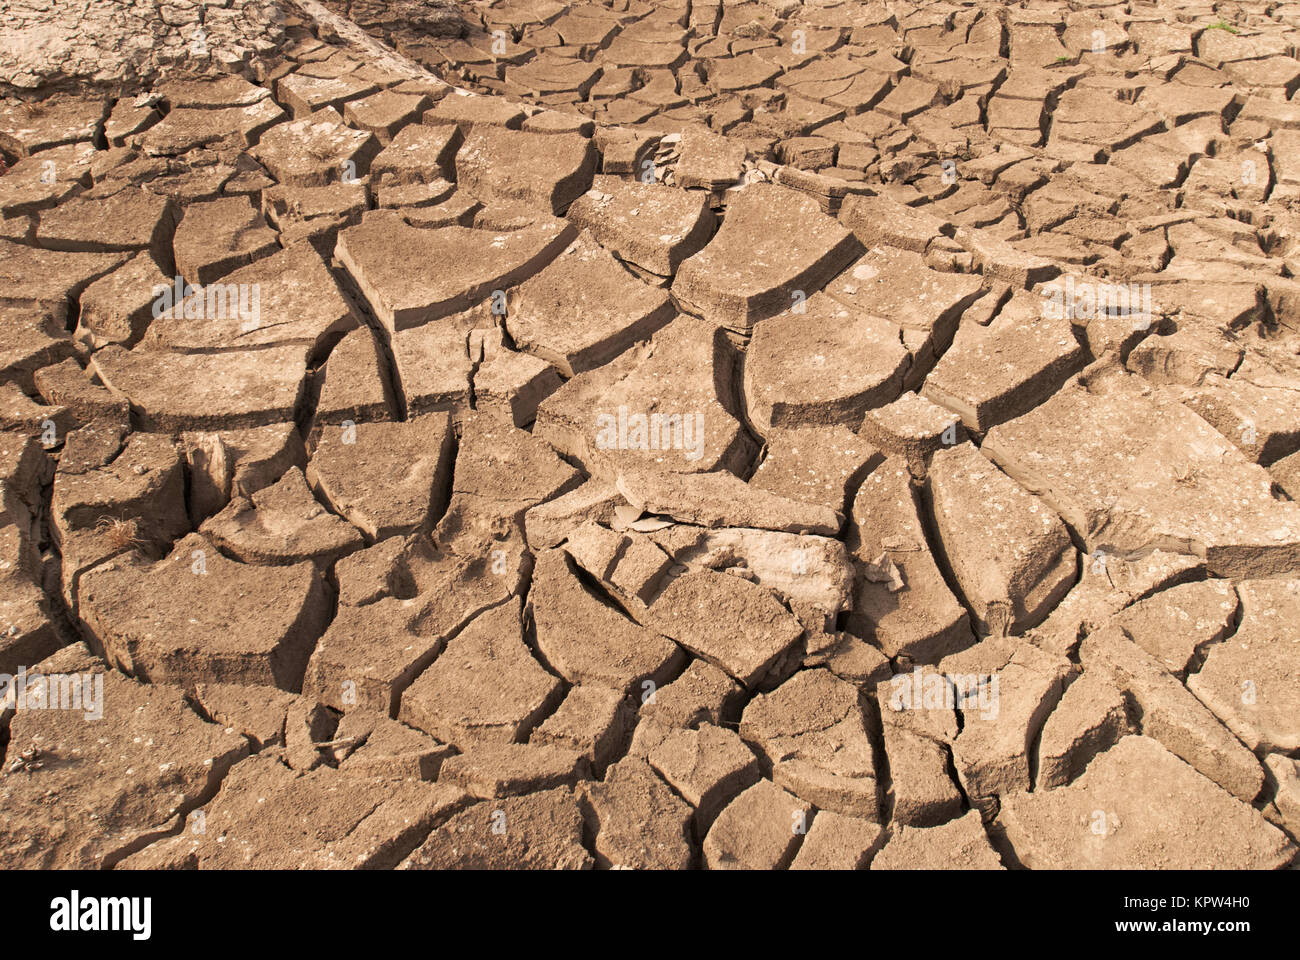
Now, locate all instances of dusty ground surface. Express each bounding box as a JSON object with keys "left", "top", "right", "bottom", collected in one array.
[{"left": 0, "top": 0, "right": 1299, "bottom": 870}]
